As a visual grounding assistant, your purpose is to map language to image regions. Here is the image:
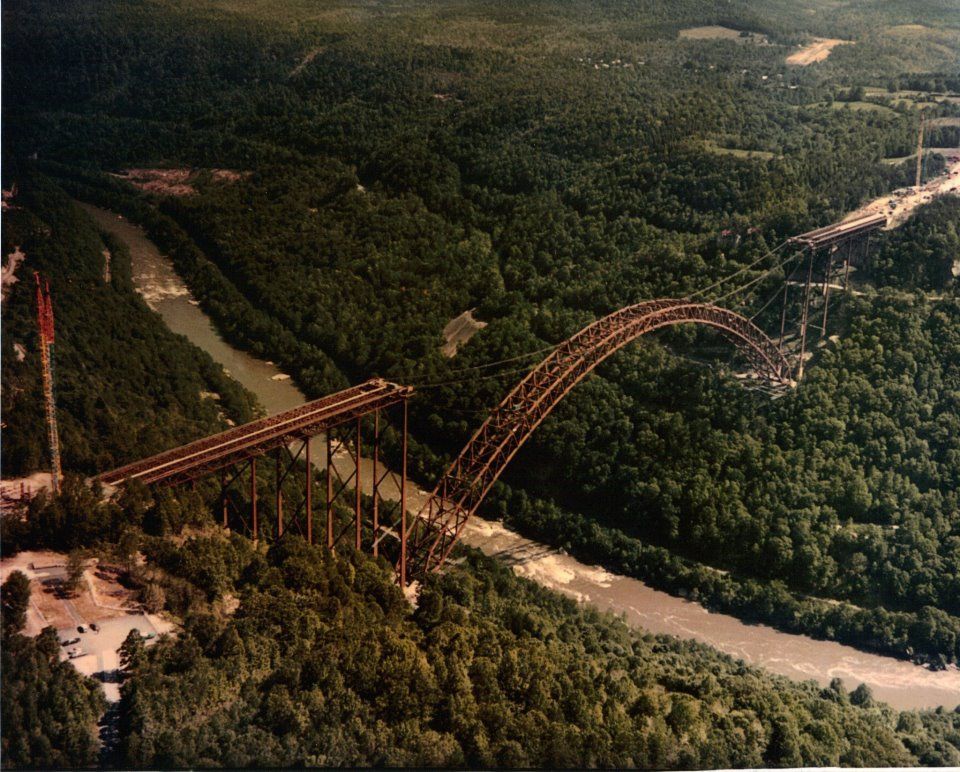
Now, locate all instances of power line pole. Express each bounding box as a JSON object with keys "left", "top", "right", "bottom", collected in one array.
[{"left": 915, "top": 115, "right": 925, "bottom": 192}]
